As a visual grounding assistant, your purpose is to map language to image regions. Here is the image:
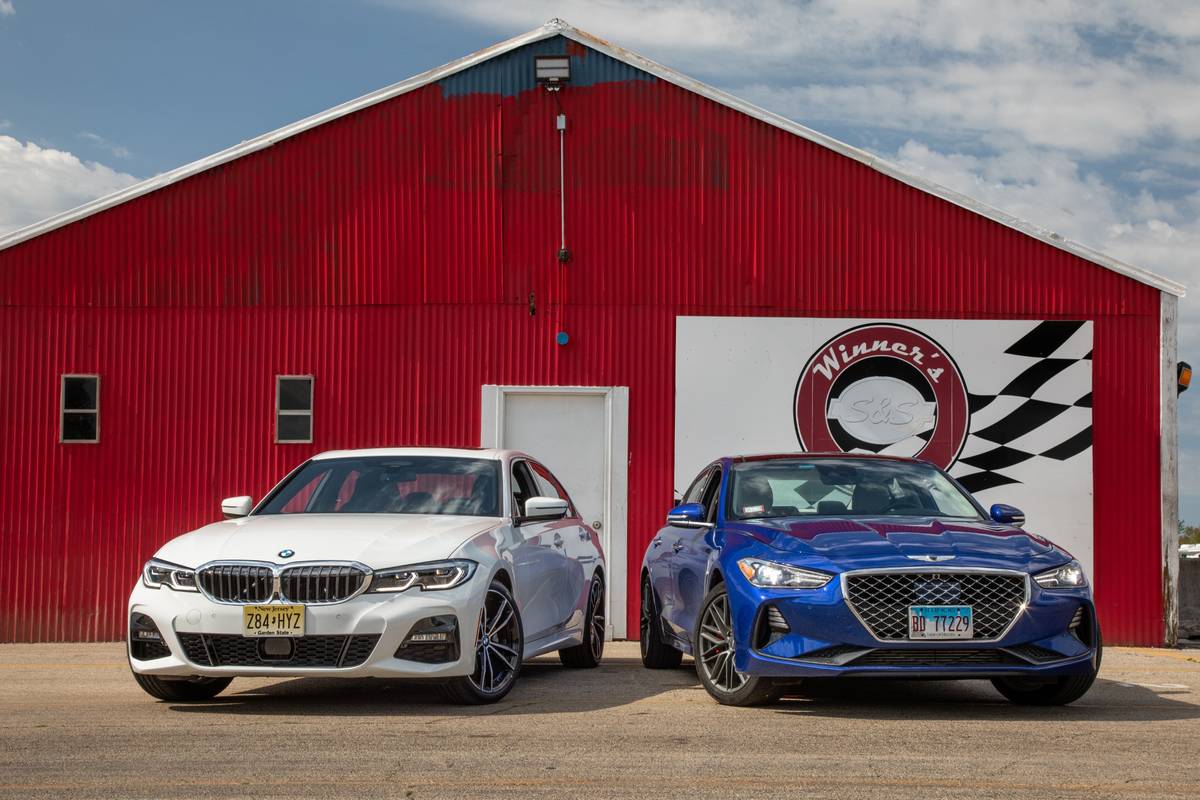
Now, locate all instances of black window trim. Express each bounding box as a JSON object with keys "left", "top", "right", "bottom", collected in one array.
[
  {"left": 60, "top": 373, "right": 100, "bottom": 444},
  {"left": 275, "top": 374, "right": 314, "bottom": 444}
]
